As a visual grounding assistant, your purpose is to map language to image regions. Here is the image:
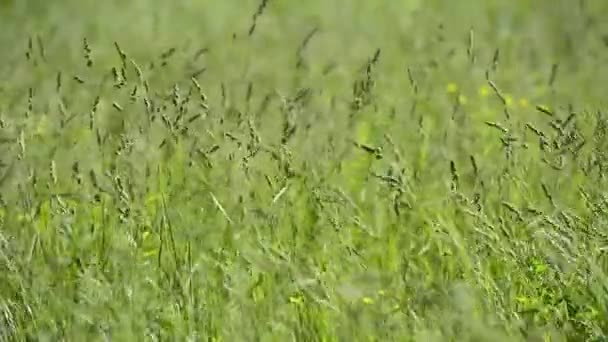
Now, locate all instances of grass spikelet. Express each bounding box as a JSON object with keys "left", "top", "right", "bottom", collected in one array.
[
  {"left": 83, "top": 37, "right": 93, "bottom": 67},
  {"left": 248, "top": 0, "right": 269, "bottom": 36}
]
